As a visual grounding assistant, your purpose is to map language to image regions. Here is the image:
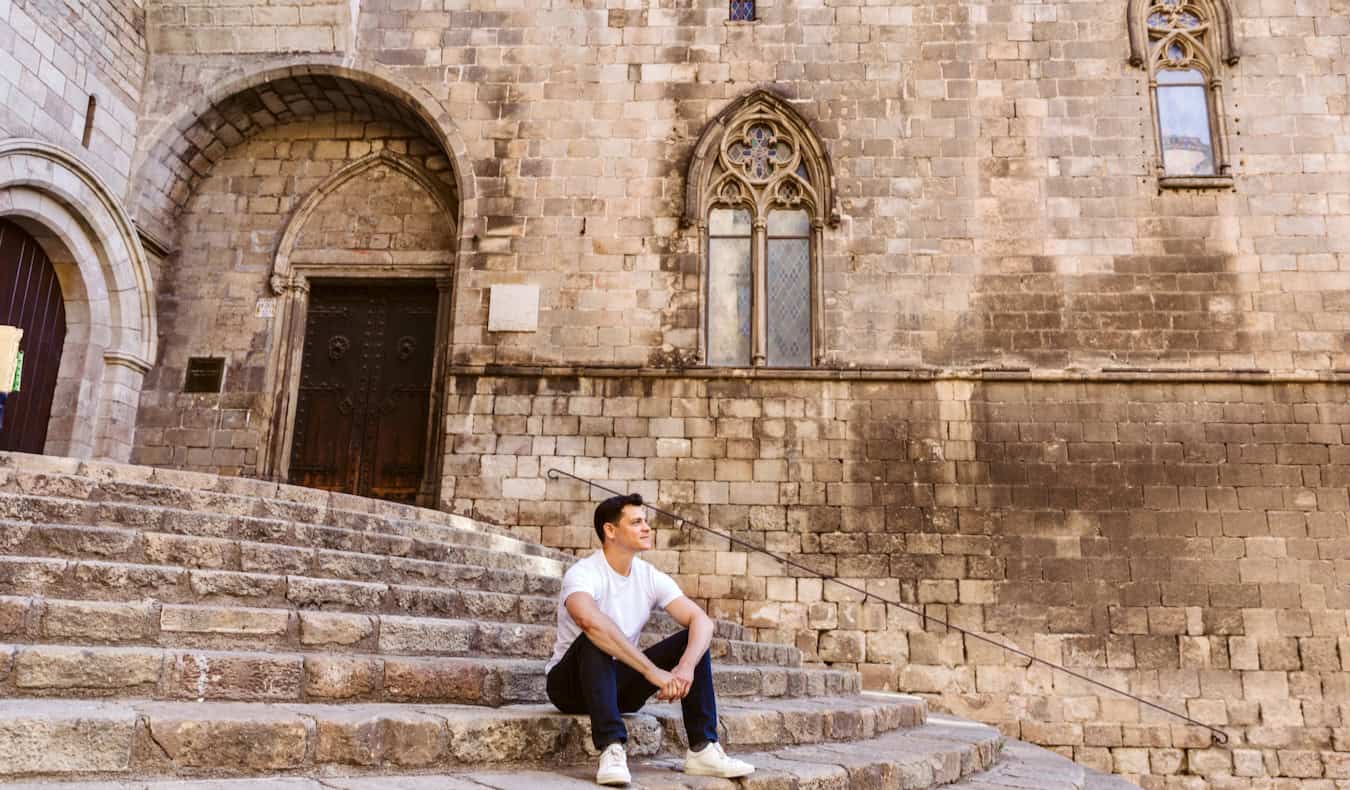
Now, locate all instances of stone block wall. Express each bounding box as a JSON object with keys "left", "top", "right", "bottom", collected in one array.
[
  {"left": 441, "top": 371, "right": 1350, "bottom": 787},
  {"left": 126, "top": 0, "right": 1350, "bottom": 372},
  {"left": 146, "top": 0, "right": 350, "bottom": 55},
  {"left": 0, "top": 0, "right": 145, "bottom": 193}
]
